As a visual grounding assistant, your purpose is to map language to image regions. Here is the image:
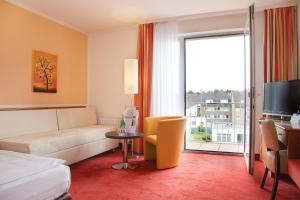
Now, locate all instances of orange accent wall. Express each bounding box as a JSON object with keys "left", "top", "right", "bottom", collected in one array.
[{"left": 0, "top": 1, "right": 87, "bottom": 105}]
